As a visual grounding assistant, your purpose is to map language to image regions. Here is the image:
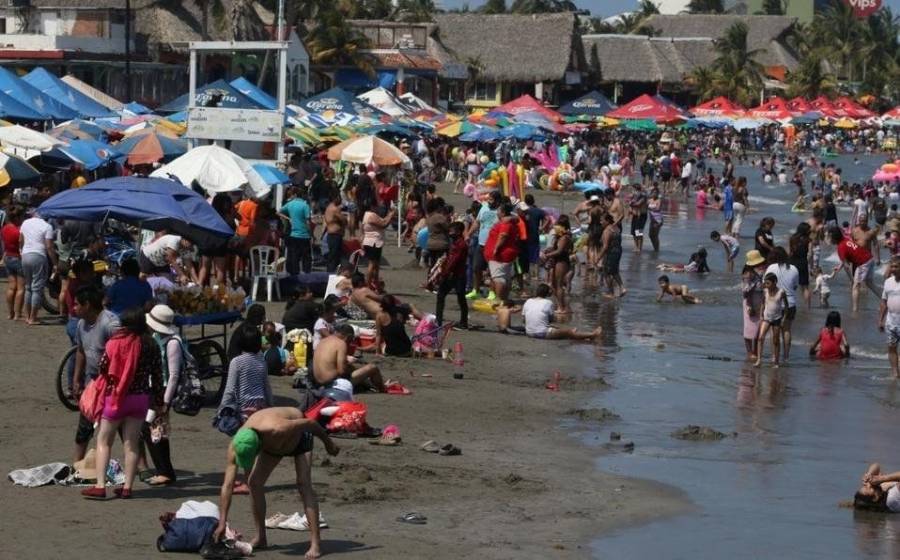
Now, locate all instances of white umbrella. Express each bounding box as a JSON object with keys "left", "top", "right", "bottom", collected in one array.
[
  {"left": 0, "top": 125, "right": 65, "bottom": 153},
  {"left": 150, "top": 144, "right": 270, "bottom": 199},
  {"left": 357, "top": 88, "right": 412, "bottom": 118},
  {"left": 326, "top": 135, "right": 411, "bottom": 167}
]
